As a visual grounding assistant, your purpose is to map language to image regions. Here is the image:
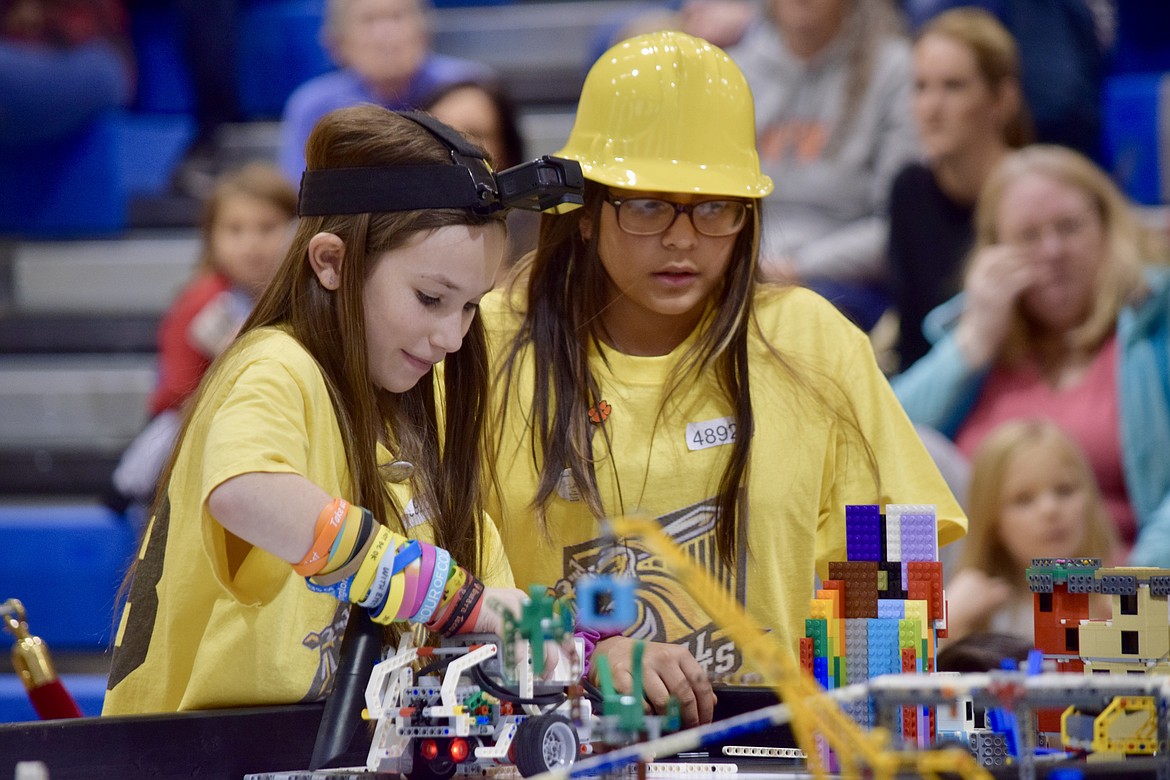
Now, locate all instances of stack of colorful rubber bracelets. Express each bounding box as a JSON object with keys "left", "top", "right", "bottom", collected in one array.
[{"left": 295, "top": 498, "right": 485, "bottom": 636}]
